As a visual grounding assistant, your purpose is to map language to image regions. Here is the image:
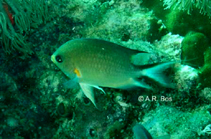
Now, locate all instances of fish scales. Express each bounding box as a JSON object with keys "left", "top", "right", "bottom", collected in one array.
[
  {"left": 59, "top": 39, "right": 138, "bottom": 87},
  {"left": 51, "top": 39, "right": 175, "bottom": 107}
]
